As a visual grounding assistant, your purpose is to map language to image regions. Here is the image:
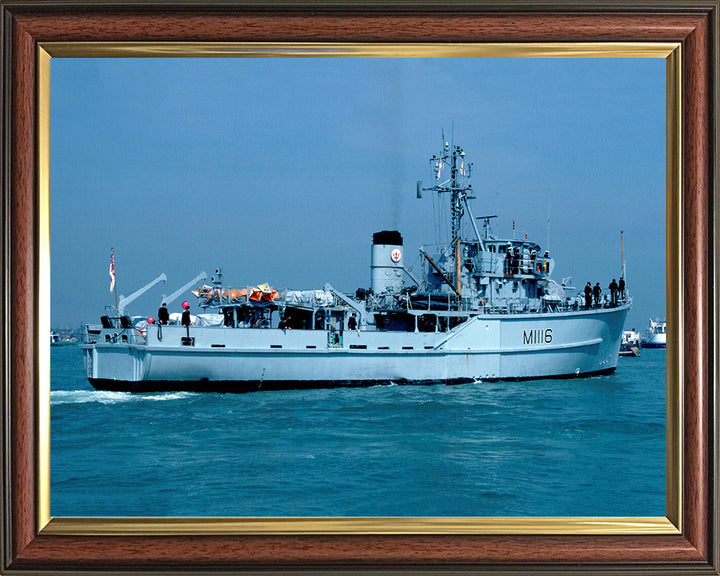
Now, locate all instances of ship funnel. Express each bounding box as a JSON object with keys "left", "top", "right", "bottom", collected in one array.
[{"left": 371, "top": 230, "right": 403, "bottom": 294}]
